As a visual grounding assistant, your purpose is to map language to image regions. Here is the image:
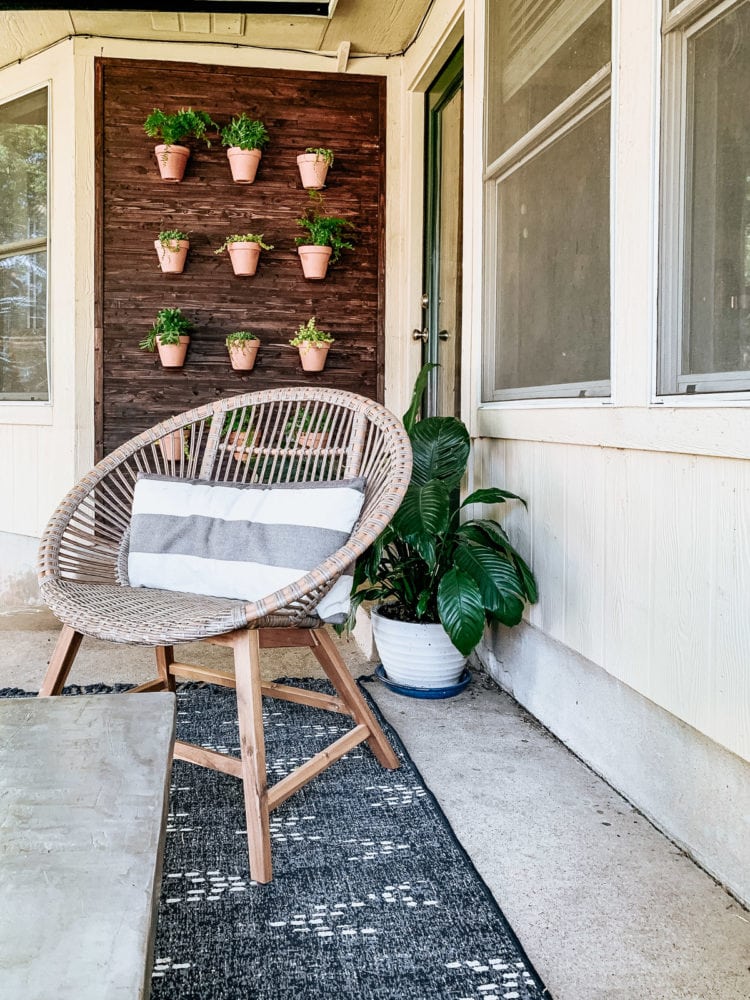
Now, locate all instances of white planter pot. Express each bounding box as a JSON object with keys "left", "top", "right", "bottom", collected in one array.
[{"left": 371, "top": 605, "right": 467, "bottom": 688}]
